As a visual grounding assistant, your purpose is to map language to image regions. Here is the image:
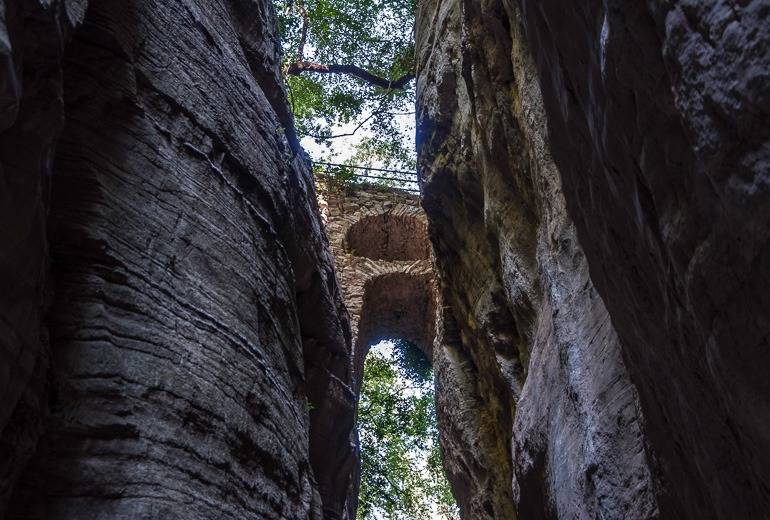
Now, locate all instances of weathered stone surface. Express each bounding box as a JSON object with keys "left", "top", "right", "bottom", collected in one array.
[
  {"left": 1, "top": 1, "right": 356, "bottom": 519},
  {"left": 514, "top": 0, "right": 770, "bottom": 517},
  {"left": 346, "top": 213, "right": 430, "bottom": 262},
  {"left": 3, "top": 0, "right": 767, "bottom": 518},
  {"left": 417, "top": 0, "right": 770, "bottom": 518},
  {"left": 417, "top": 0, "right": 657, "bottom": 518}
]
